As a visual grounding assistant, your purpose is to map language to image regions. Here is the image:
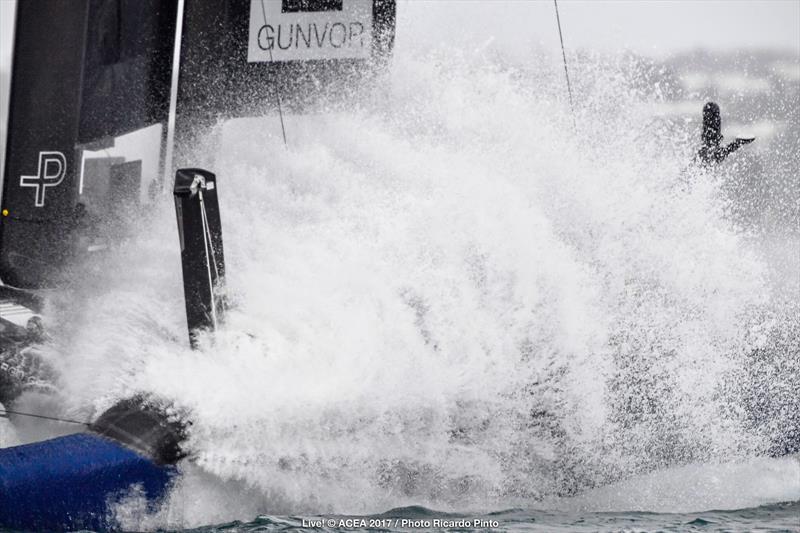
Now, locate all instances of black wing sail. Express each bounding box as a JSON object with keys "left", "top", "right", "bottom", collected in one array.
[{"left": 0, "top": 0, "right": 178, "bottom": 289}]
